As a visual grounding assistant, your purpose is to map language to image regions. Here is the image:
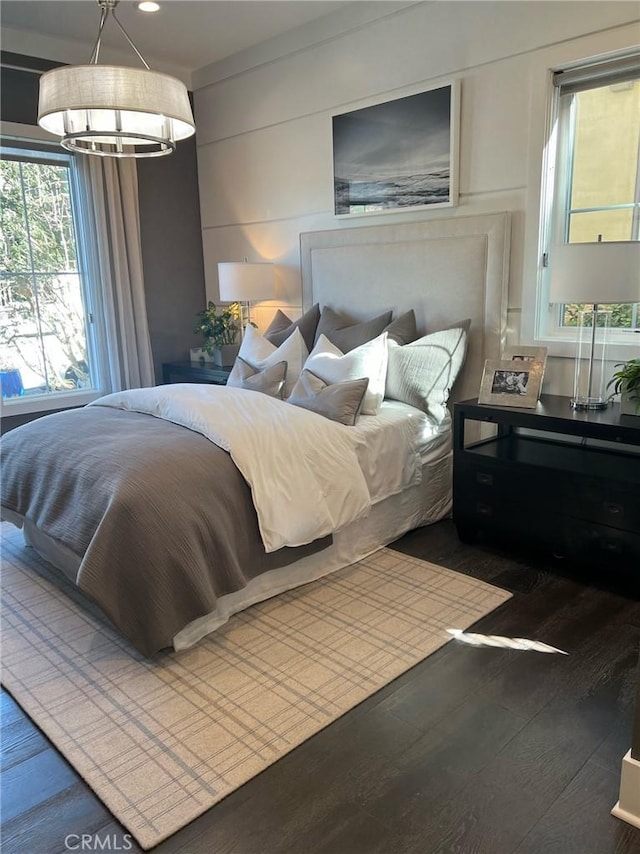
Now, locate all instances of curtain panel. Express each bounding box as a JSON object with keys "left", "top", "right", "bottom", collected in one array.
[{"left": 77, "top": 156, "right": 155, "bottom": 392}]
